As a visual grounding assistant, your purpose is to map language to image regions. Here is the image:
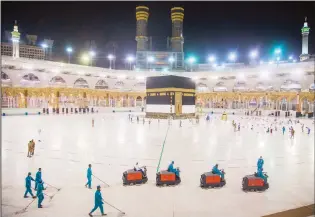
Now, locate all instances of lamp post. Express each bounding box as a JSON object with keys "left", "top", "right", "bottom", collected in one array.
[
  {"left": 274, "top": 48, "right": 281, "bottom": 66},
  {"left": 89, "top": 51, "right": 96, "bottom": 66},
  {"left": 188, "top": 57, "right": 196, "bottom": 72},
  {"left": 147, "top": 56, "right": 154, "bottom": 70},
  {"left": 228, "top": 52, "right": 237, "bottom": 63},
  {"left": 66, "top": 47, "right": 73, "bottom": 64},
  {"left": 208, "top": 55, "right": 216, "bottom": 68},
  {"left": 41, "top": 43, "right": 48, "bottom": 60},
  {"left": 81, "top": 54, "right": 90, "bottom": 65},
  {"left": 249, "top": 50, "right": 258, "bottom": 64},
  {"left": 168, "top": 56, "right": 175, "bottom": 70},
  {"left": 108, "top": 54, "right": 114, "bottom": 69},
  {"left": 126, "top": 56, "right": 134, "bottom": 70}
]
